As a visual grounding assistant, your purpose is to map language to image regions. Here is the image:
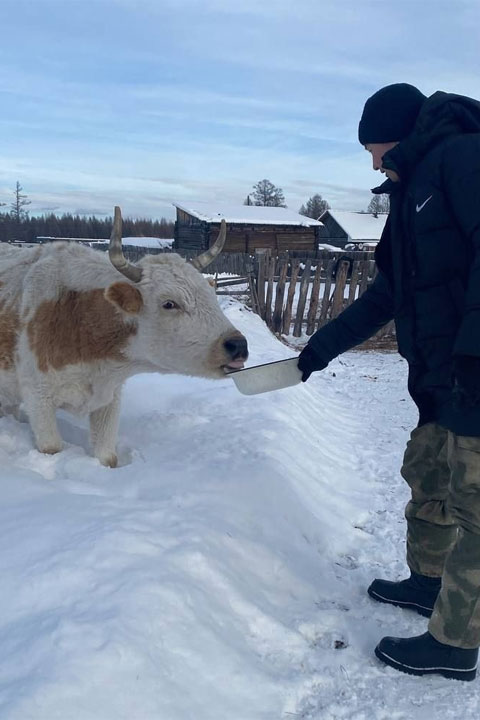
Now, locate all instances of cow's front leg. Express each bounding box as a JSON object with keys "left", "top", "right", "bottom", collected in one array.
[
  {"left": 89, "top": 391, "right": 121, "bottom": 468},
  {"left": 23, "top": 395, "right": 63, "bottom": 455}
]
